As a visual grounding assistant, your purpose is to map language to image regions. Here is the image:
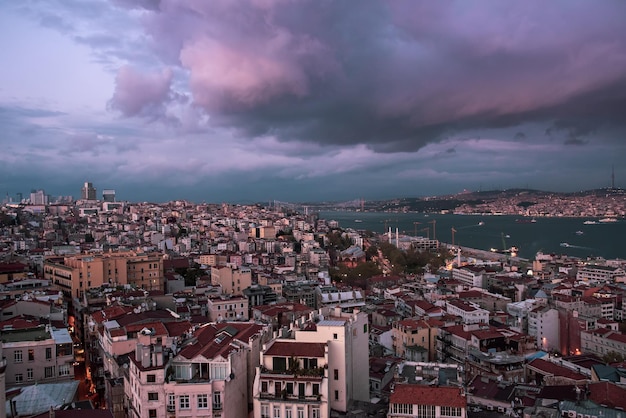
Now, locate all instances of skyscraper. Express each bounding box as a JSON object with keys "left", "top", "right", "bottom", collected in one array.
[
  {"left": 81, "top": 182, "right": 96, "bottom": 200},
  {"left": 29, "top": 189, "right": 48, "bottom": 205},
  {"left": 102, "top": 189, "right": 116, "bottom": 202}
]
